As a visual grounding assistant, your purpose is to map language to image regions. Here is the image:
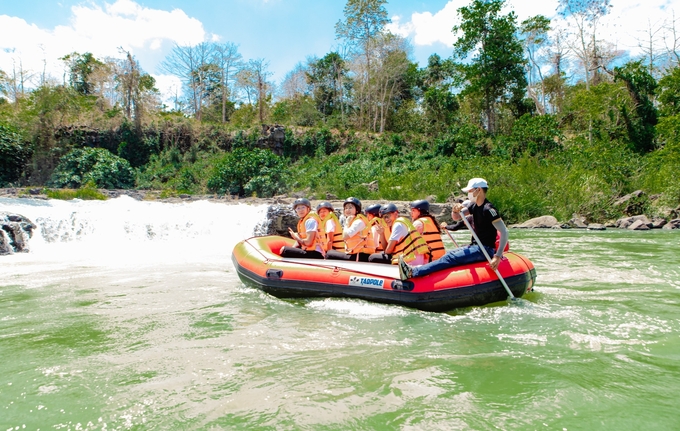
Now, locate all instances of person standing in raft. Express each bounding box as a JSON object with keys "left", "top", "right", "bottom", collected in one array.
[
  {"left": 410, "top": 199, "right": 446, "bottom": 261},
  {"left": 279, "top": 198, "right": 324, "bottom": 259},
  {"left": 326, "top": 197, "right": 372, "bottom": 262},
  {"left": 316, "top": 201, "right": 344, "bottom": 254},
  {"left": 368, "top": 203, "right": 430, "bottom": 265},
  {"left": 398, "top": 178, "right": 508, "bottom": 279}
]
